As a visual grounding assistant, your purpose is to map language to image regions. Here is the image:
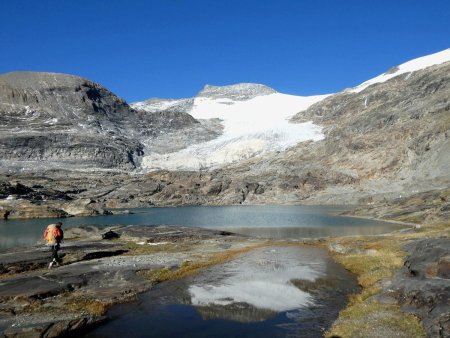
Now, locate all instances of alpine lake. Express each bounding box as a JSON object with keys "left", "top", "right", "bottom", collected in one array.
[{"left": 0, "top": 205, "right": 406, "bottom": 337}]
